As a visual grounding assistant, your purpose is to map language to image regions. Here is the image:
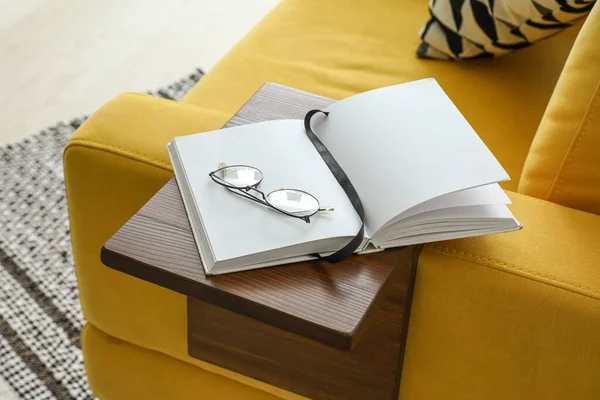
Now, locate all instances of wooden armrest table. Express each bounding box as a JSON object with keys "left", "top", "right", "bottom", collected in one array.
[{"left": 100, "top": 83, "right": 423, "bottom": 400}]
